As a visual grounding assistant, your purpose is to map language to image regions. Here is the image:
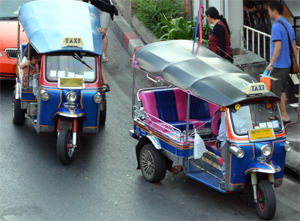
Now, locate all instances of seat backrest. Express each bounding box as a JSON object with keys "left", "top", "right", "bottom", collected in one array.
[
  {"left": 190, "top": 95, "right": 210, "bottom": 119},
  {"left": 139, "top": 90, "right": 159, "bottom": 121}
]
